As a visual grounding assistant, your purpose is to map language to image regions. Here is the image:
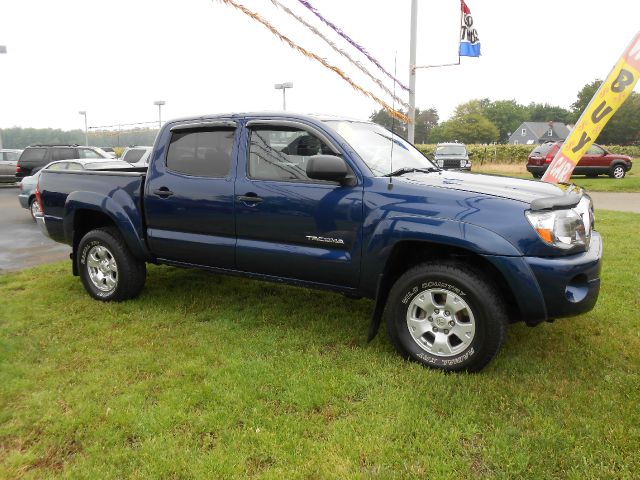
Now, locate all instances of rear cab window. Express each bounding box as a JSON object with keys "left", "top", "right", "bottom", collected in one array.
[
  {"left": 166, "top": 128, "right": 235, "bottom": 177},
  {"left": 123, "top": 149, "right": 147, "bottom": 163}
]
